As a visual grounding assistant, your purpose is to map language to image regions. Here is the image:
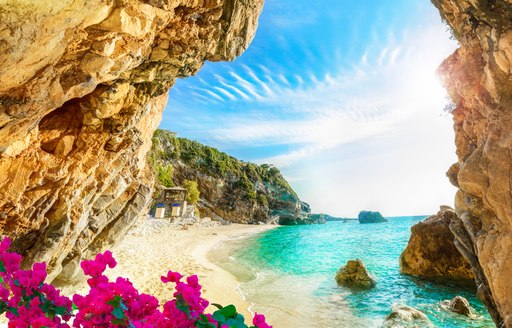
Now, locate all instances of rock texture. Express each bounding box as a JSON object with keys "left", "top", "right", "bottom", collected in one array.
[
  {"left": 335, "top": 259, "right": 376, "bottom": 289},
  {"left": 0, "top": 0, "right": 263, "bottom": 285},
  {"left": 150, "top": 130, "right": 314, "bottom": 224},
  {"left": 440, "top": 296, "right": 475, "bottom": 317},
  {"left": 358, "top": 210, "right": 388, "bottom": 224},
  {"left": 433, "top": 1, "right": 512, "bottom": 326},
  {"left": 399, "top": 207, "right": 474, "bottom": 284},
  {"left": 382, "top": 305, "right": 433, "bottom": 328}
]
